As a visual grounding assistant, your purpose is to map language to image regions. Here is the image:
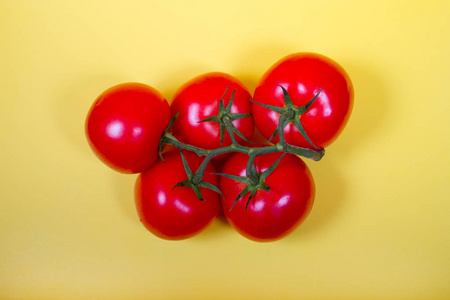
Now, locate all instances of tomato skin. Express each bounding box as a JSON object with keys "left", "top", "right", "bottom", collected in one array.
[
  {"left": 170, "top": 72, "right": 254, "bottom": 149},
  {"left": 220, "top": 152, "right": 315, "bottom": 242},
  {"left": 134, "top": 150, "right": 221, "bottom": 240},
  {"left": 253, "top": 52, "right": 354, "bottom": 149},
  {"left": 85, "top": 83, "right": 170, "bottom": 174}
]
